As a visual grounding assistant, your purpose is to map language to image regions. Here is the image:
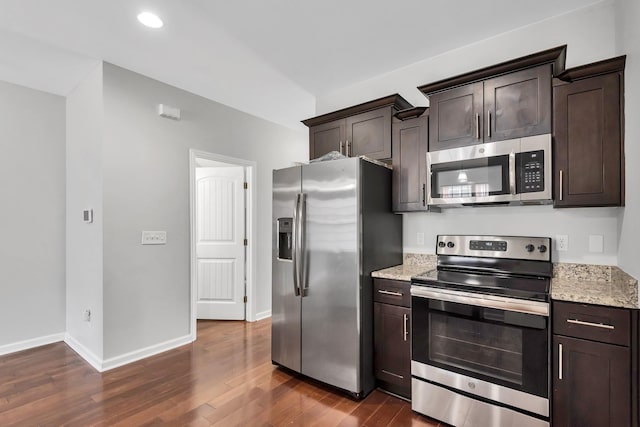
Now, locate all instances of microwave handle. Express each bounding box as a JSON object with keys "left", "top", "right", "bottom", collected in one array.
[{"left": 509, "top": 152, "right": 516, "bottom": 195}]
